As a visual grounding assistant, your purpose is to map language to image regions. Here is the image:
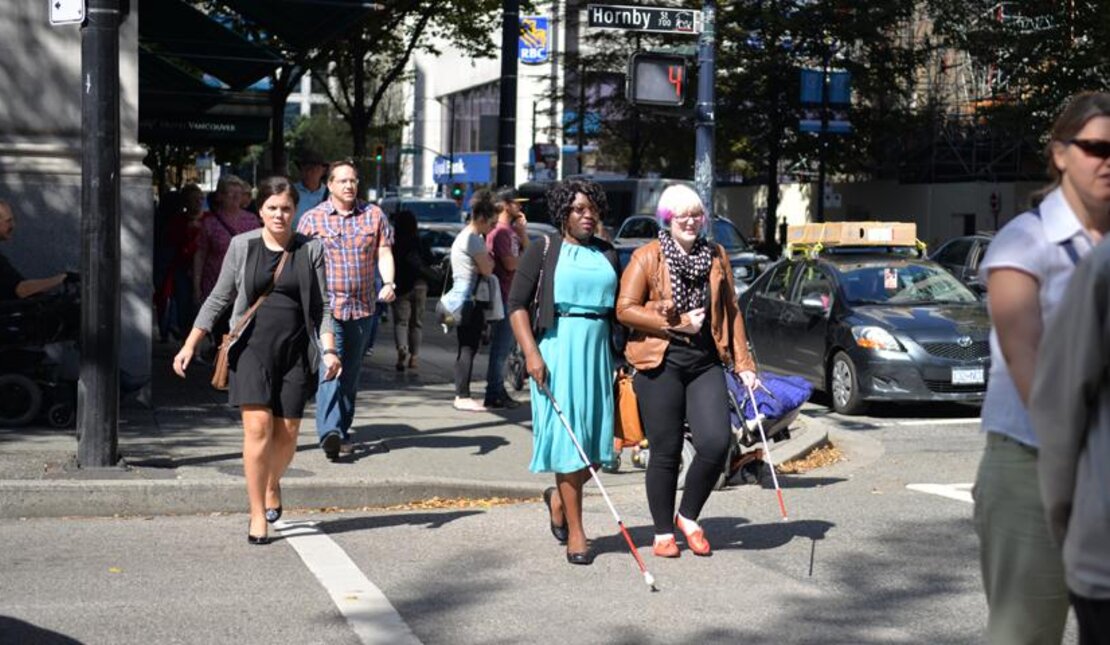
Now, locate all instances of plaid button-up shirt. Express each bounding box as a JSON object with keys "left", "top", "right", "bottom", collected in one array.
[{"left": 297, "top": 199, "right": 393, "bottom": 321}]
